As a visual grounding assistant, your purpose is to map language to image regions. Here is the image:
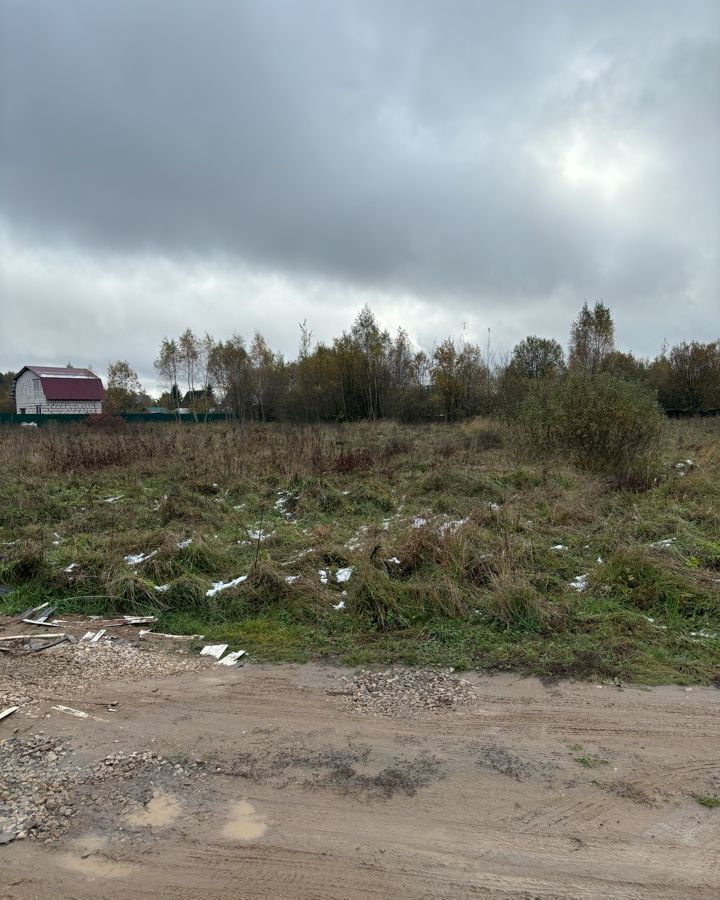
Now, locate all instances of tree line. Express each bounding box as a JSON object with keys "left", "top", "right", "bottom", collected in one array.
[{"left": 2, "top": 303, "right": 718, "bottom": 419}]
